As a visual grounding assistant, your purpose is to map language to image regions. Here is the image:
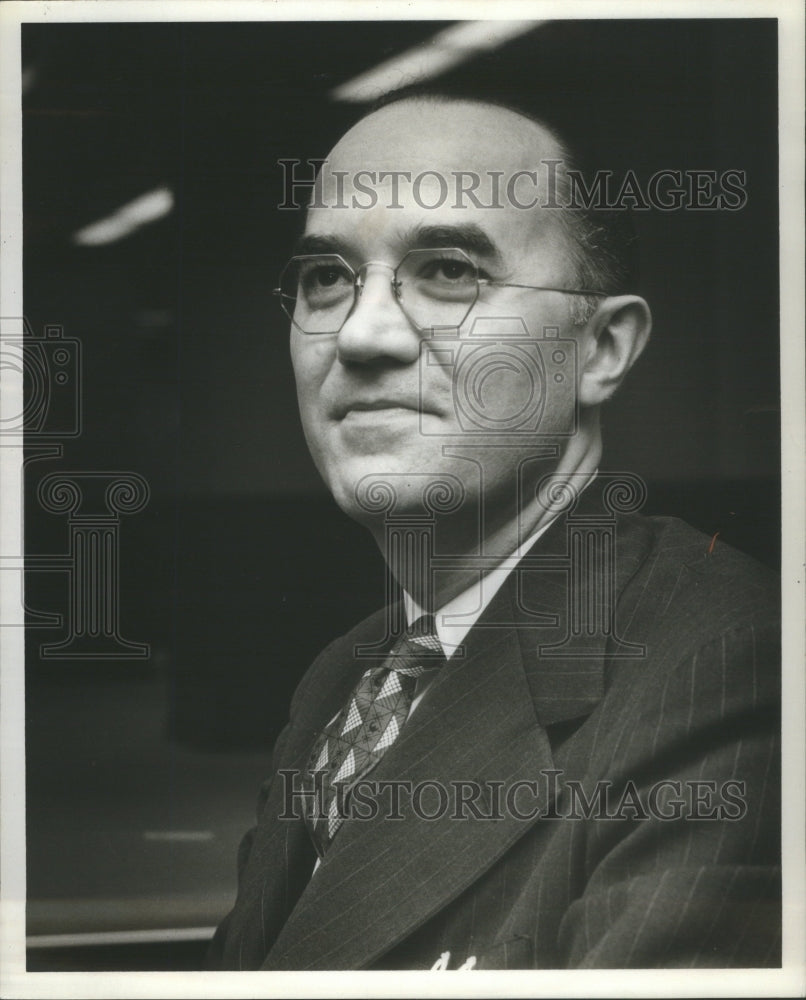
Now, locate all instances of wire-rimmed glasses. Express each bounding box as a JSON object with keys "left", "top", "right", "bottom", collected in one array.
[{"left": 273, "top": 247, "right": 609, "bottom": 335}]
